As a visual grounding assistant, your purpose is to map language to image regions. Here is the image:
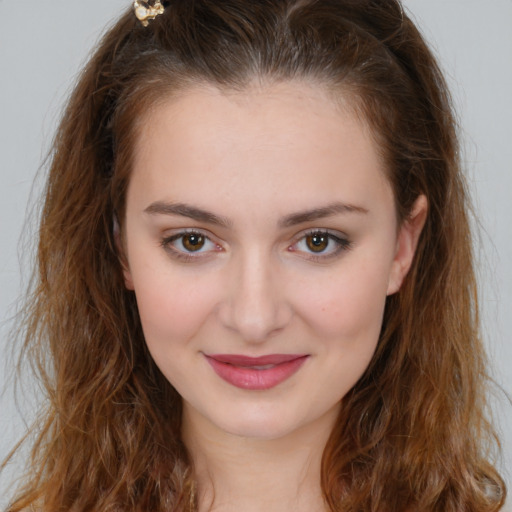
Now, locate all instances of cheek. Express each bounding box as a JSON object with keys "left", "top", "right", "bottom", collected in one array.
[
  {"left": 130, "top": 261, "right": 222, "bottom": 349},
  {"left": 292, "top": 255, "right": 392, "bottom": 342}
]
